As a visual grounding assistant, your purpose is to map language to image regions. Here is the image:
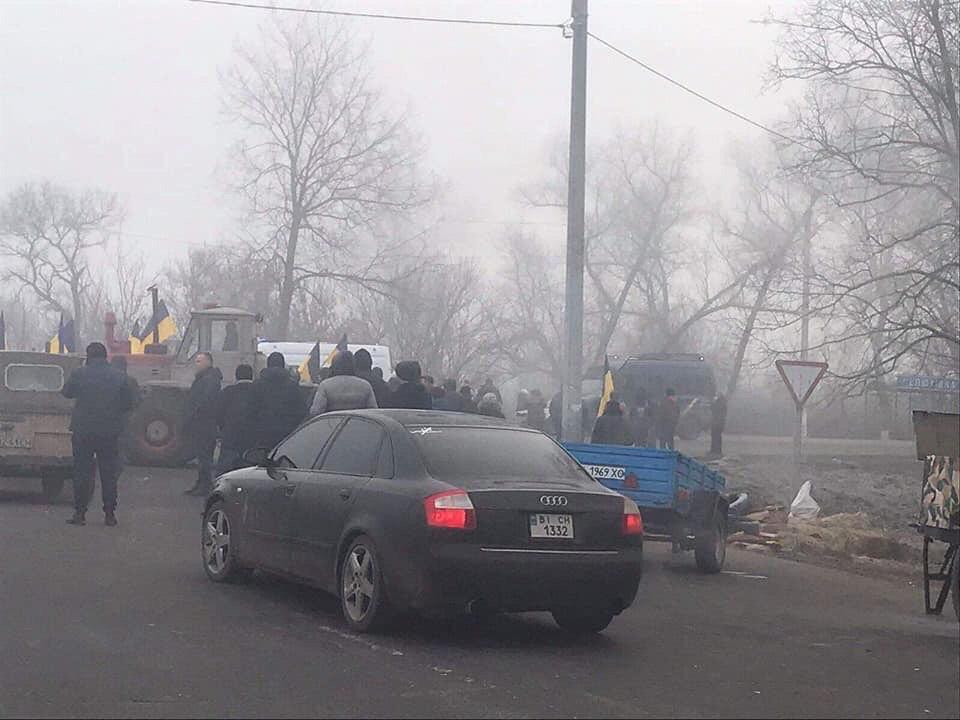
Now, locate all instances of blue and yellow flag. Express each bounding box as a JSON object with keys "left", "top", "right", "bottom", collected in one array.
[
  {"left": 128, "top": 319, "right": 144, "bottom": 354},
  {"left": 139, "top": 300, "right": 177, "bottom": 346},
  {"left": 596, "top": 354, "right": 615, "bottom": 417},
  {"left": 48, "top": 314, "right": 76, "bottom": 354}
]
